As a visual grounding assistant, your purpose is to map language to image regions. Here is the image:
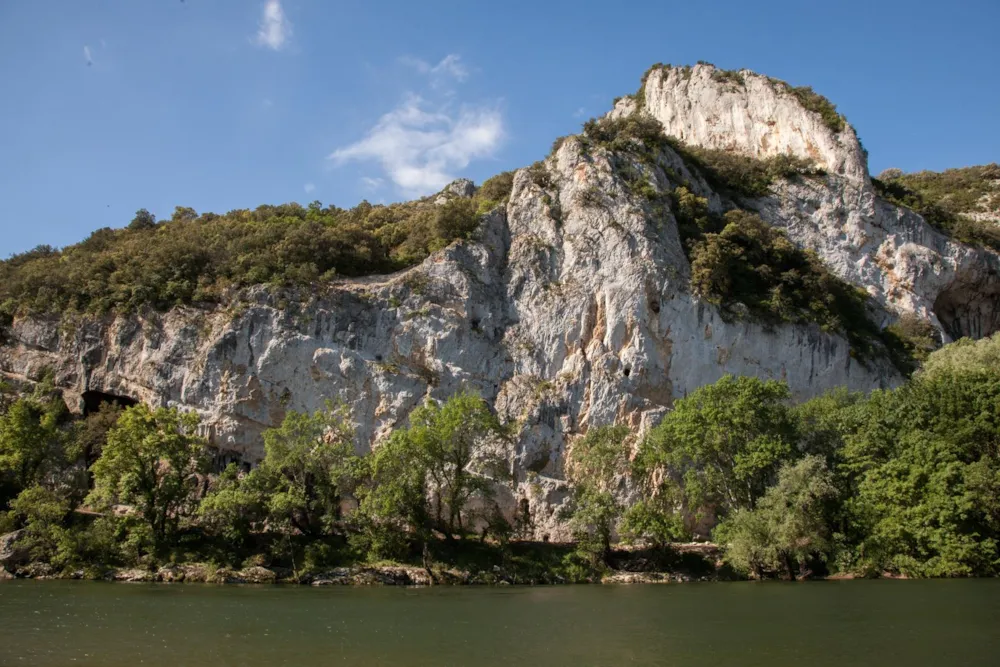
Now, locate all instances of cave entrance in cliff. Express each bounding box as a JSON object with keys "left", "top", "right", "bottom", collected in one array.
[
  {"left": 933, "top": 282, "right": 1000, "bottom": 342},
  {"left": 81, "top": 390, "right": 138, "bottom": 416}
]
